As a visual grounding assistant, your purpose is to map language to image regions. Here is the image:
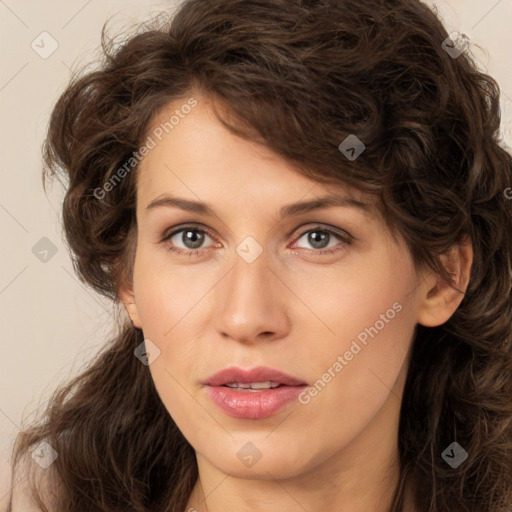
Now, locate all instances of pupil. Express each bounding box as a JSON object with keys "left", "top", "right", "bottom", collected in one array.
[
  {"left": 184, "top": 230, "right": 204, "bottom": 249},
  {"left": 309, "top": 231, "right": 328, "bottom": 249}
]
